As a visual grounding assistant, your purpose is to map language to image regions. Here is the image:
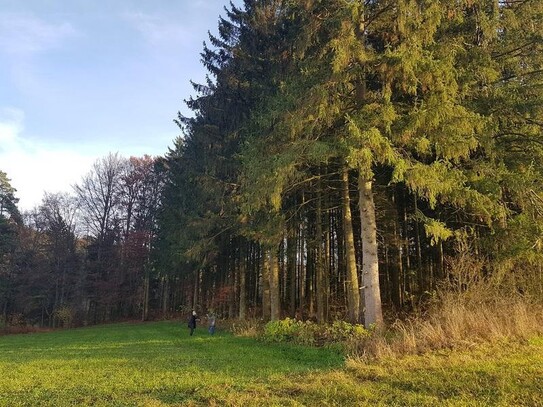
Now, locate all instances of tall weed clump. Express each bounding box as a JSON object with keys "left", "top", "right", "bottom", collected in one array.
[{"left": 229, "top": 318, "right": 264, "bottom": 337}]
